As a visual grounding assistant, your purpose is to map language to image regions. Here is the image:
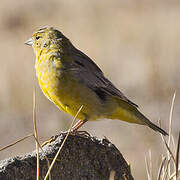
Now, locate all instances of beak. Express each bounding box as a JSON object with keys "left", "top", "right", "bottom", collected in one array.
[{"left": 24, "top": 38, "right": 33, "bottom": 46}]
